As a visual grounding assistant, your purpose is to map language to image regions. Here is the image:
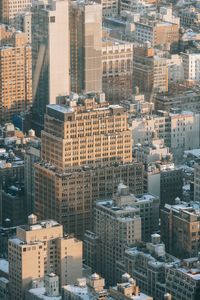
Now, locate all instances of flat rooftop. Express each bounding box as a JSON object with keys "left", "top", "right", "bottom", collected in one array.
[
  {"left": 28, "top": 287, "right": 61, "bottom": 300},
  {"left": 19, "top": 219, "right": 60, "bottom": 232},
  {"left": 0, "top": 259, "right": 9, "bottom": 275}
]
